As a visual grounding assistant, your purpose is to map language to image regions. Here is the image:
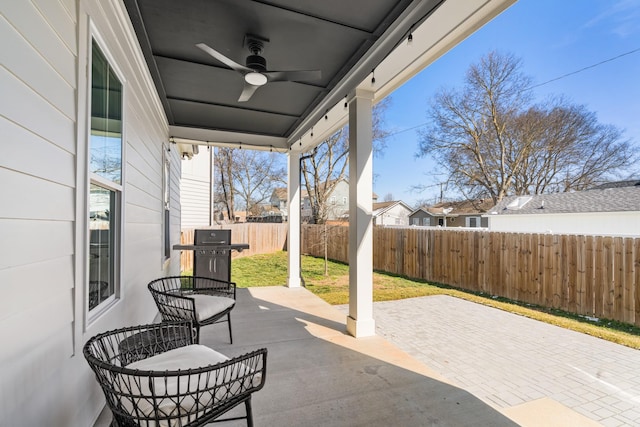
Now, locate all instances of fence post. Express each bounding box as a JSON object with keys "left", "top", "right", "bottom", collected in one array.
[{"left": 299, "top": 225, "right": 638, "bottom": 325}]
